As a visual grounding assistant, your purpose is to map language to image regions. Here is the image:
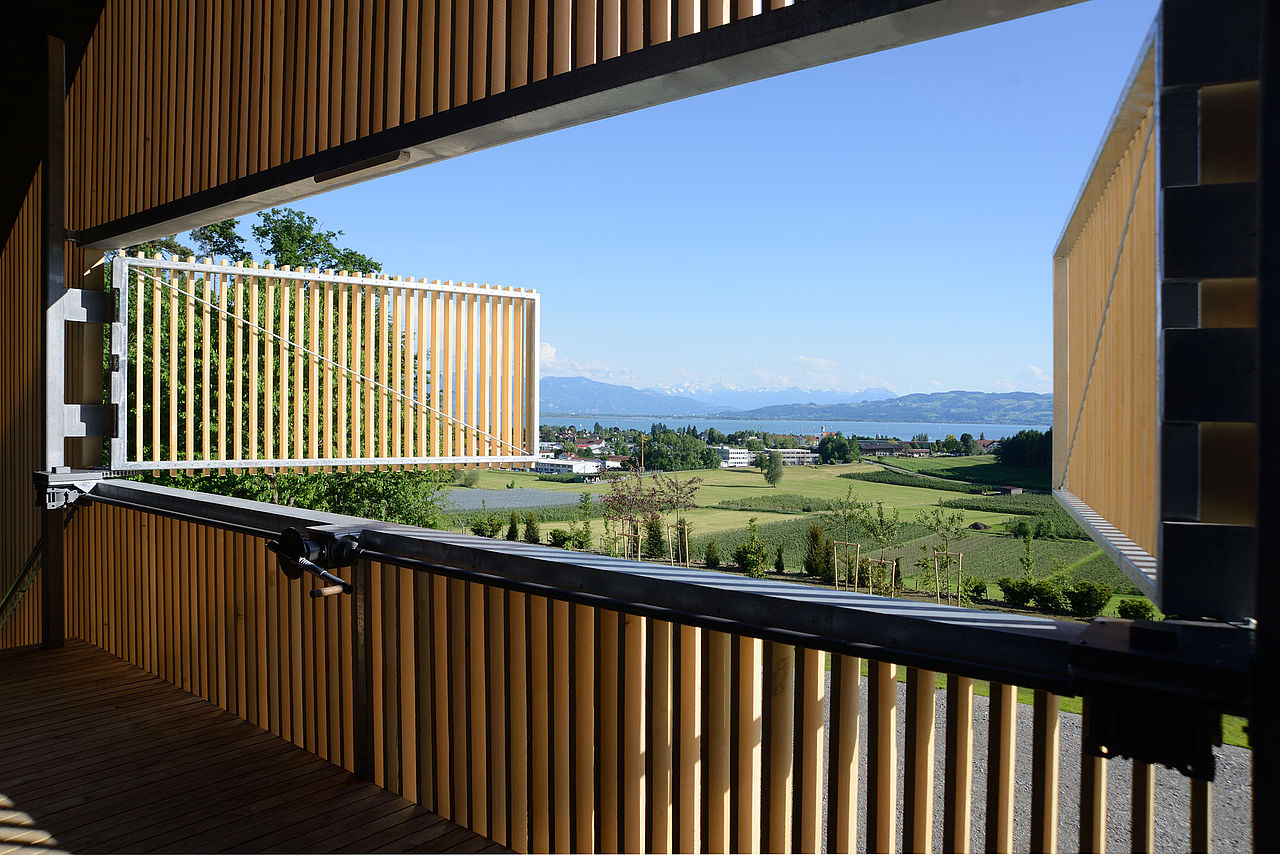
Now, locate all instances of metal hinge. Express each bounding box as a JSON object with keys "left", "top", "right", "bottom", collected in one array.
[{"left": 33, "top": 469, "right": 111, "bottom": 510}]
